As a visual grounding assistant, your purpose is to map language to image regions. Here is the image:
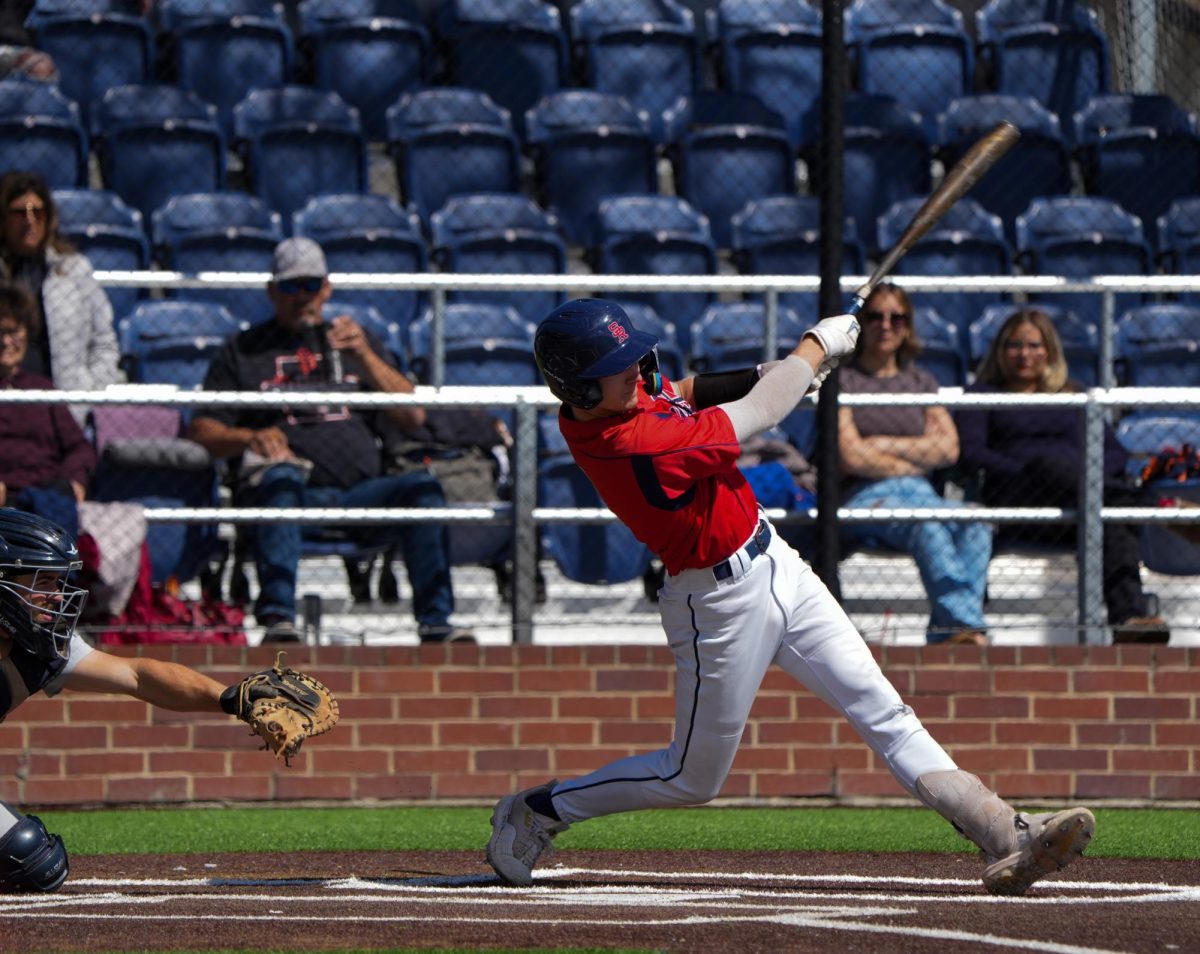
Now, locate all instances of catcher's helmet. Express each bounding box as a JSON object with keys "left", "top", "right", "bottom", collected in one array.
[
  {"left": 0, "top": 804, "right": 69, "bottom": 893},
  {"left": 0, "top": 508, "right": 86, "bottom": 663},
  {"left": 534, "top": 299, "right": 660, "bottom": 409}
]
